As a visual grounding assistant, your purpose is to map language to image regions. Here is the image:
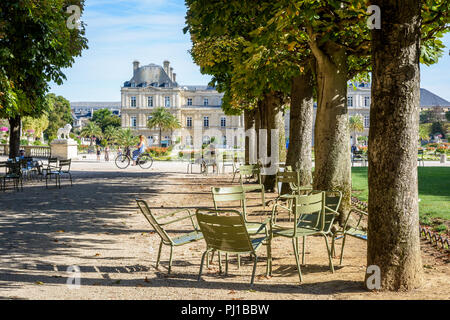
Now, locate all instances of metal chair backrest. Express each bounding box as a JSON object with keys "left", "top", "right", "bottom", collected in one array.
[
  {"left": 0, "top": 161, "right": 7, "bottom": 173},
  {"left": 136, "top": 199, "right": 172, "bottom": 245},
  {"left": 196, "top": 209, "right": 254, "bottom": 254},
  {"left": 294, "top": 191, "right": 326, "bottom": 234},
  {"left": 6, "top": 161, "right": 21, "bottom": 176},
  {"left": 211, "top": 186, "right": 247, "bottom": 219},
  {"left": 59, "top": 159, "right": 71, "bottom": 172},
  {"left": 239, "top": 164, "right": 261, "bottom": 183},
  {"left": 47, "top": 157, "right": 58, "bottom": 169},
  {"left": 324, "top": 191, "right": 342, "bottom": 232},
  {"left": 275, "top": 170, "right": 300, "bottom": 195}
]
